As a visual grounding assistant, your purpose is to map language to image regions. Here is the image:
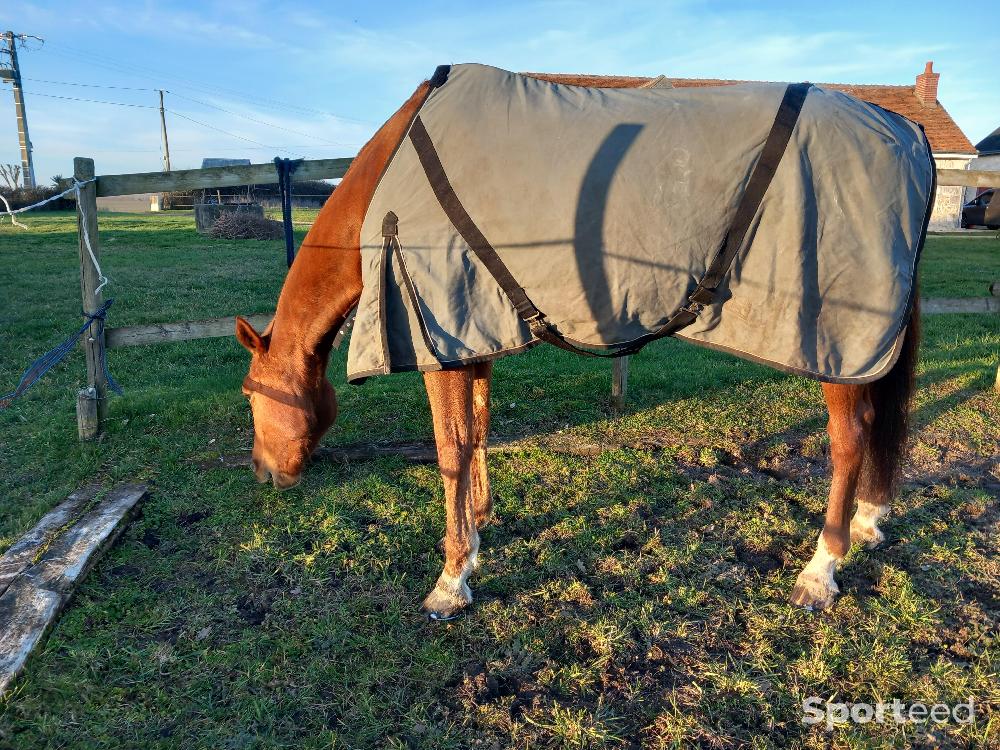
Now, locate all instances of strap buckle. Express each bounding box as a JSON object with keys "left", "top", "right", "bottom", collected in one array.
[
  {"left": 524, "top": 311, "right": 549, "bottom": 337},
  {"left": 678, "top": 286, "right": 715, "bottom": 318},
  {"left": 688, "top": 286, "right": 716, "bottom": 305},
  {"left": 679, "top": 301, "right": 705, "bottom": 318}
]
